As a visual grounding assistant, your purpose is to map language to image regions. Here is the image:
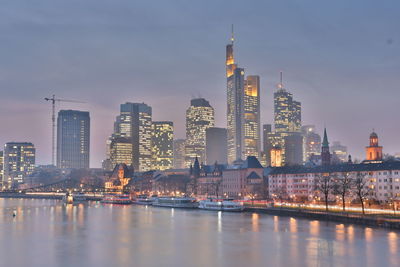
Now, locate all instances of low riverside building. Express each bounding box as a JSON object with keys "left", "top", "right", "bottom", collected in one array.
[
  {"left": 197, "top": 156, "right": 266, "bottom": 199},
  {"left": 268, "top": 161, "right": 400, "bottom": 203},
  {"left": 105, "top": 164, "right": 133, "bottom": 192}
]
